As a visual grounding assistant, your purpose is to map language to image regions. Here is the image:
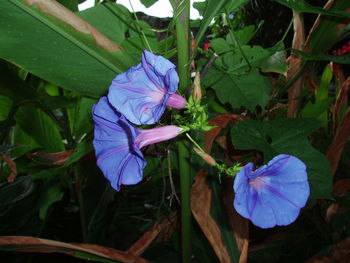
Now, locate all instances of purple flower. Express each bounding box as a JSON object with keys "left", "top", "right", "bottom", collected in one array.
[
  {"left": 108, "top": 50, "right": 187, "bottom": 125},
  {"left": 93, "top": 97, "right": 182, "bottom": 191},
  {"left": 233, "top": 154, "right": 310, "bottom": 228}
]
